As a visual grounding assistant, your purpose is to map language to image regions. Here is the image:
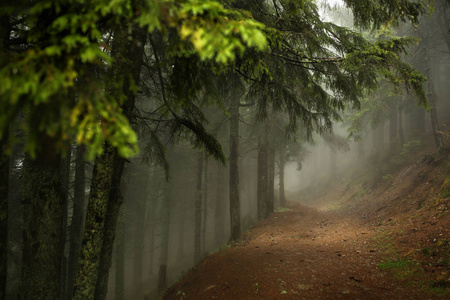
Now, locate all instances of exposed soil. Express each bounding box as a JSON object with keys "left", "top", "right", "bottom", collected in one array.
[{"left": 162, "top": 151, "right": 450, "bottom": 300}]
